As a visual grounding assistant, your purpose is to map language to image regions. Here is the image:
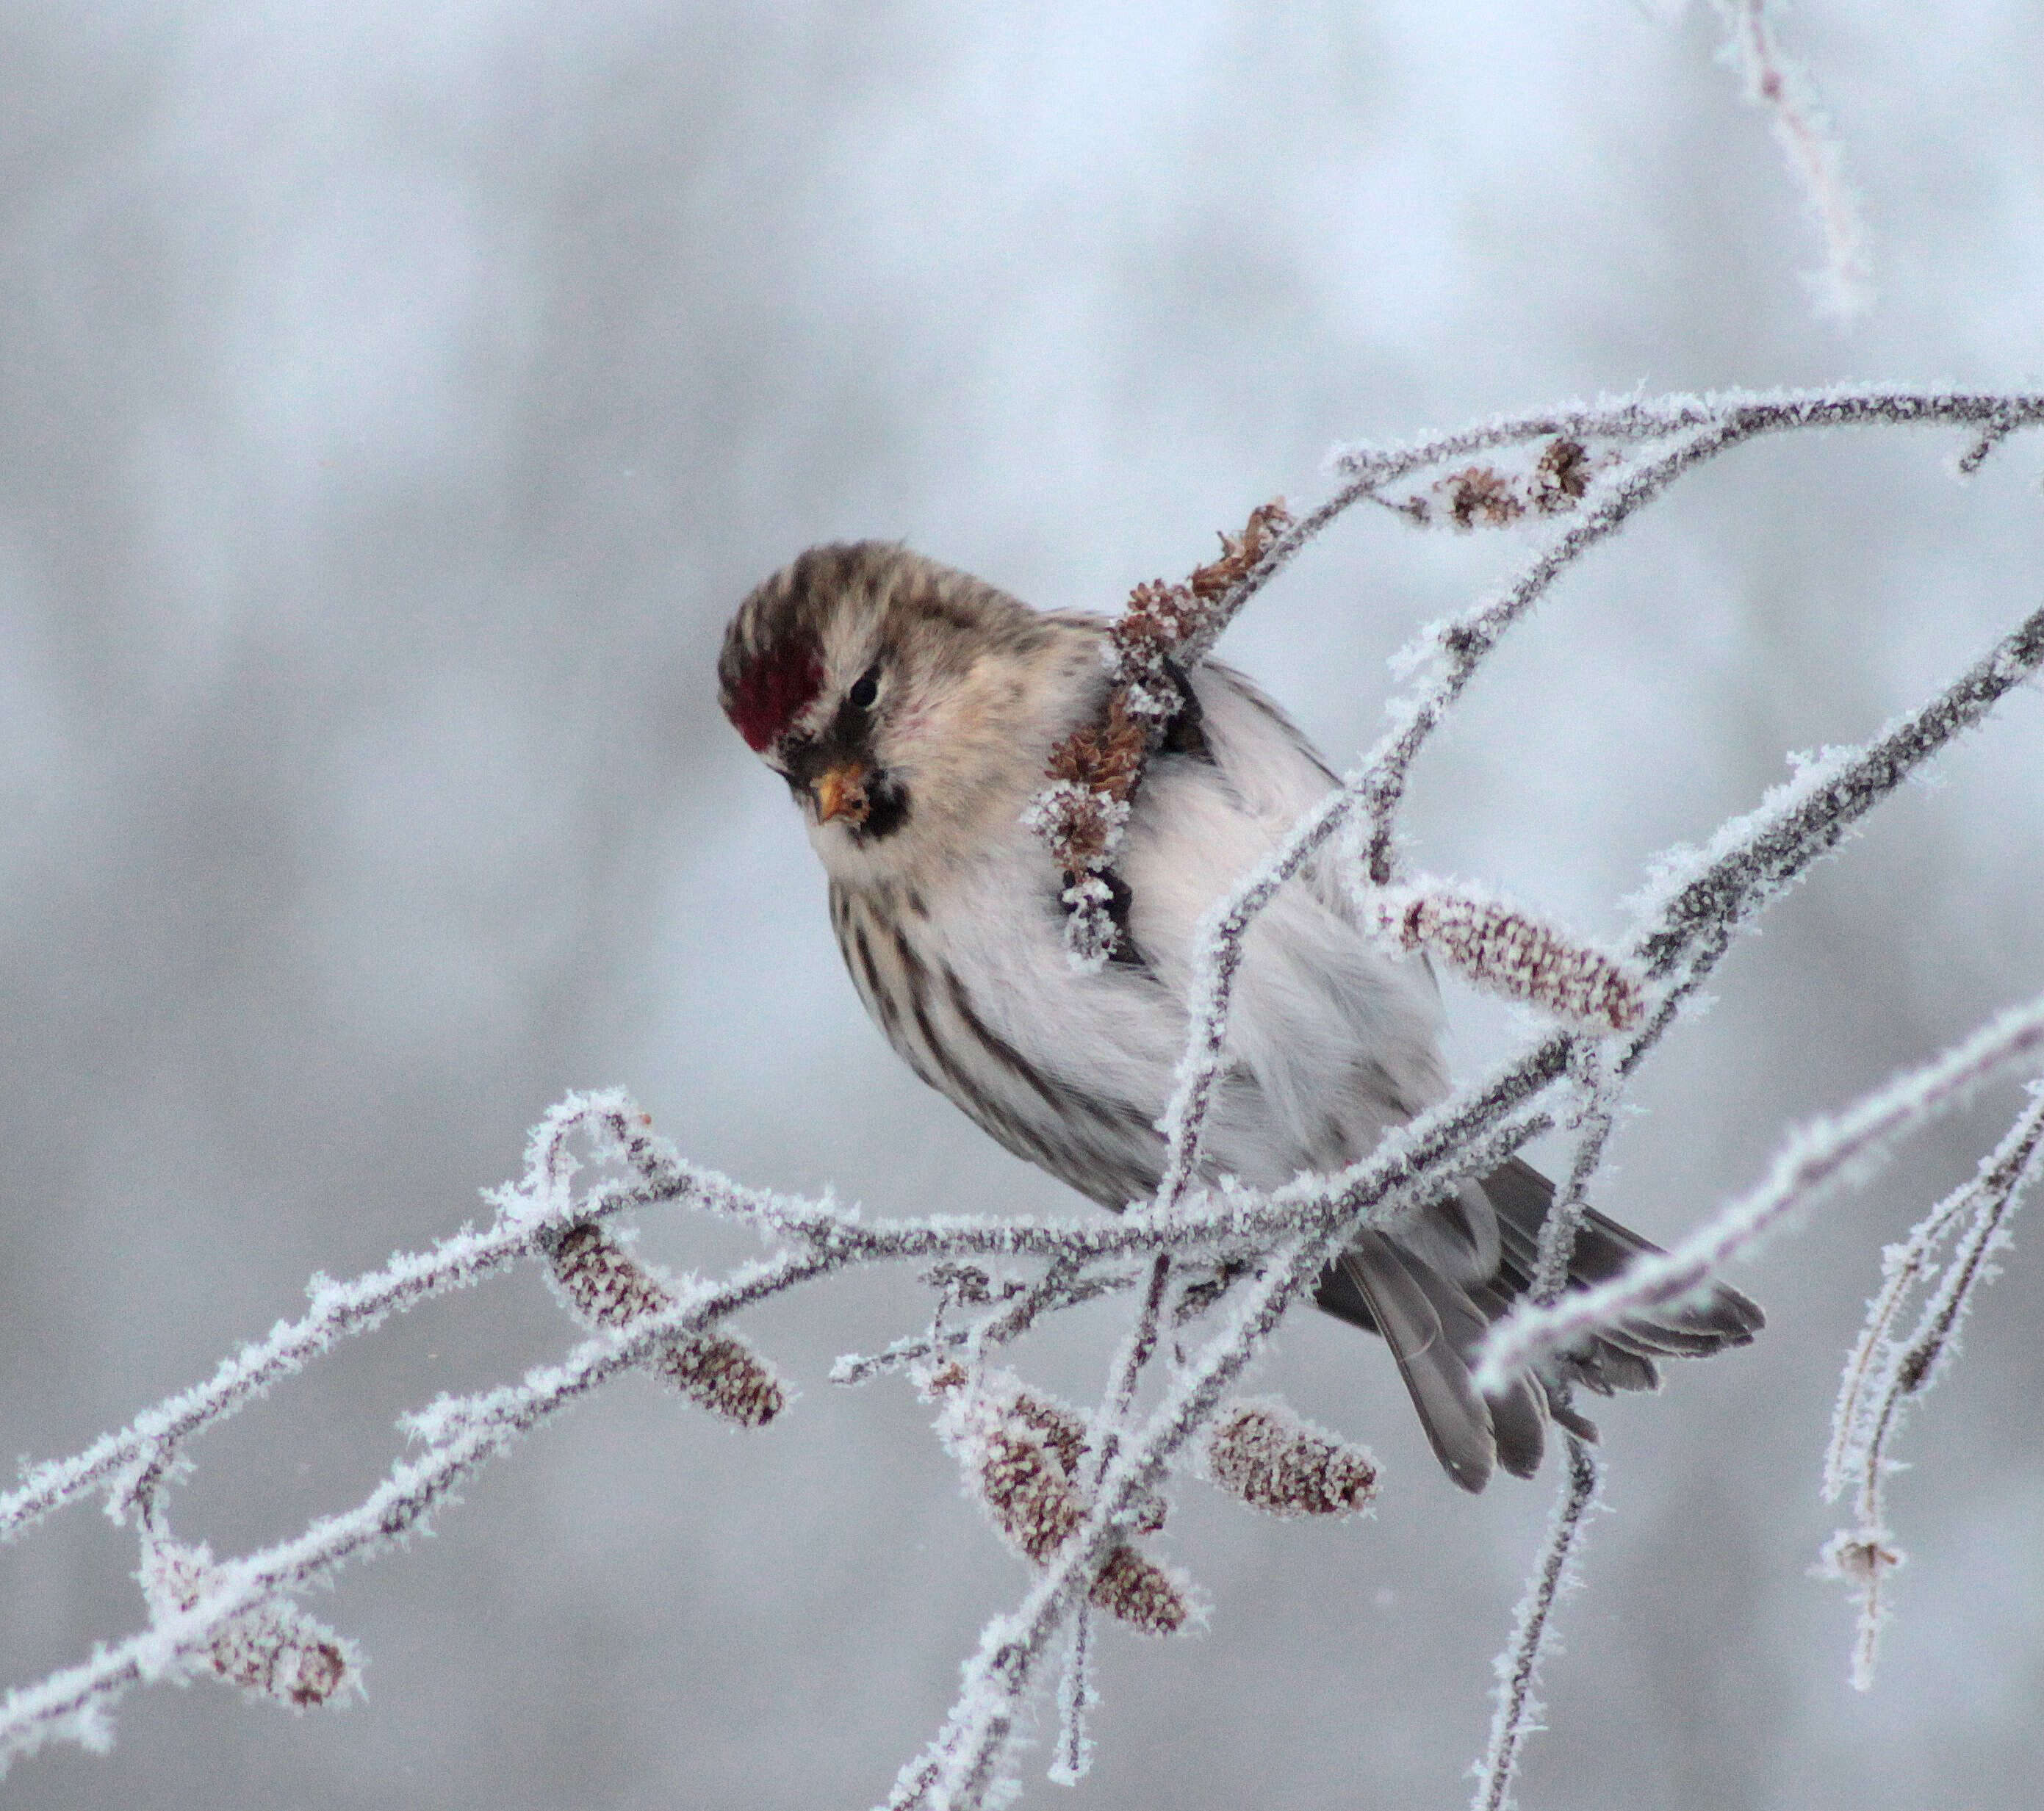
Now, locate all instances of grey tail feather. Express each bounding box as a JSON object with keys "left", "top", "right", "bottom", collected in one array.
[
  {"left": 1337, "top": 1234, "right": 1497, "bottom": 1492},
  {"left": 1481, "top": 1156, "right": 1766, "bottom": 1364},
  {"left": 1314, "top": 1157, "right": 1763, "bottom": 1491}
]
